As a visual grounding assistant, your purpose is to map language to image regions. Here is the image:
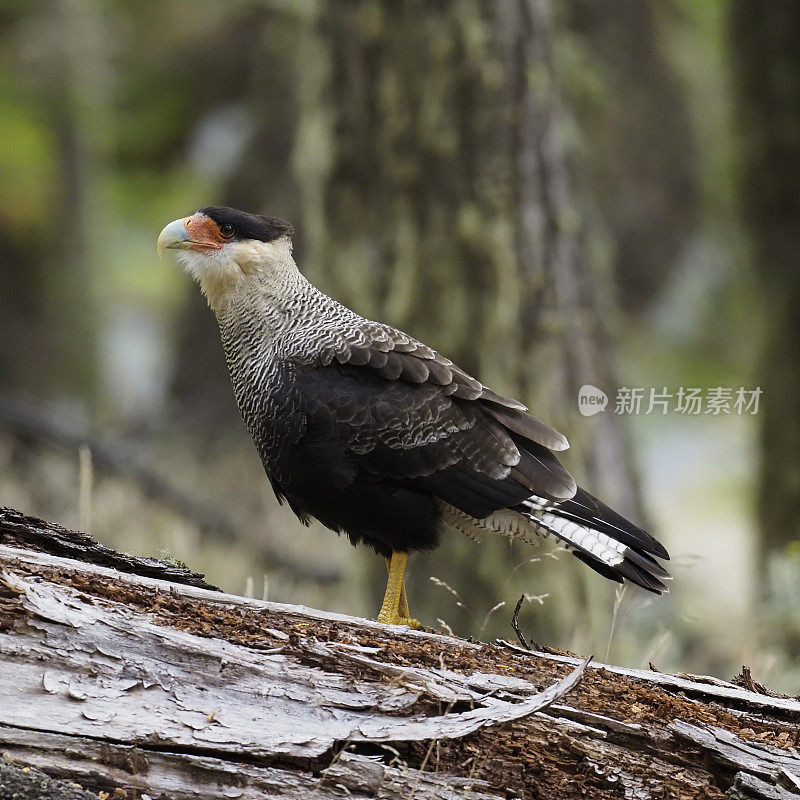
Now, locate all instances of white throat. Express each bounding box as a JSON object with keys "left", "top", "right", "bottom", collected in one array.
[{"left": 177, "top": 235, "right": 299, "bottom": 313}]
